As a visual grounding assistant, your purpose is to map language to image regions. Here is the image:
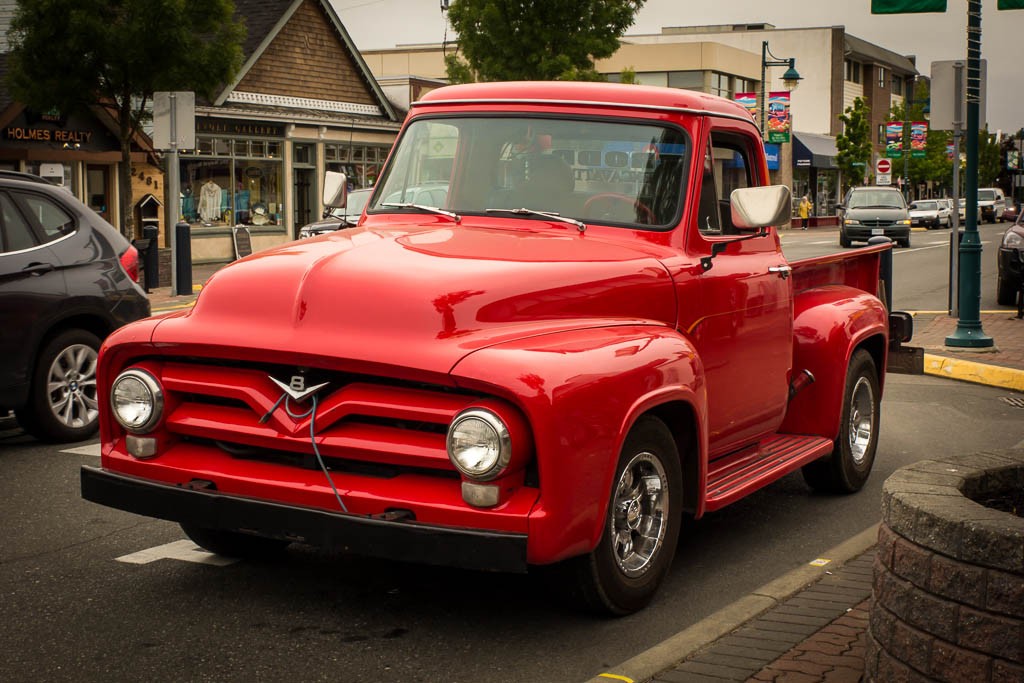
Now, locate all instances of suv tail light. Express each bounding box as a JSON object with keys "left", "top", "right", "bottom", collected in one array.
[{"left": 120, "top": 245, "right": 140, "bottom": 283}]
